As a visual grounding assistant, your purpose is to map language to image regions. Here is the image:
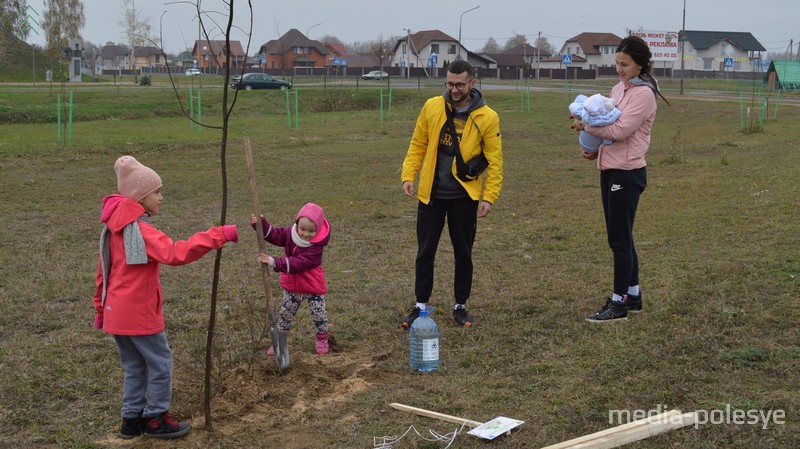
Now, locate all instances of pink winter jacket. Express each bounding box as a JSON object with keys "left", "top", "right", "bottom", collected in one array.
[
  {"left": 586, "top": 80, "right": 657, "bottom": 171},
  {"left": 255, "top": 202, "right": 330, "bottom": 295},
  {"left": 92, "top": 194, "right": 232, "bottom": 335}
]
